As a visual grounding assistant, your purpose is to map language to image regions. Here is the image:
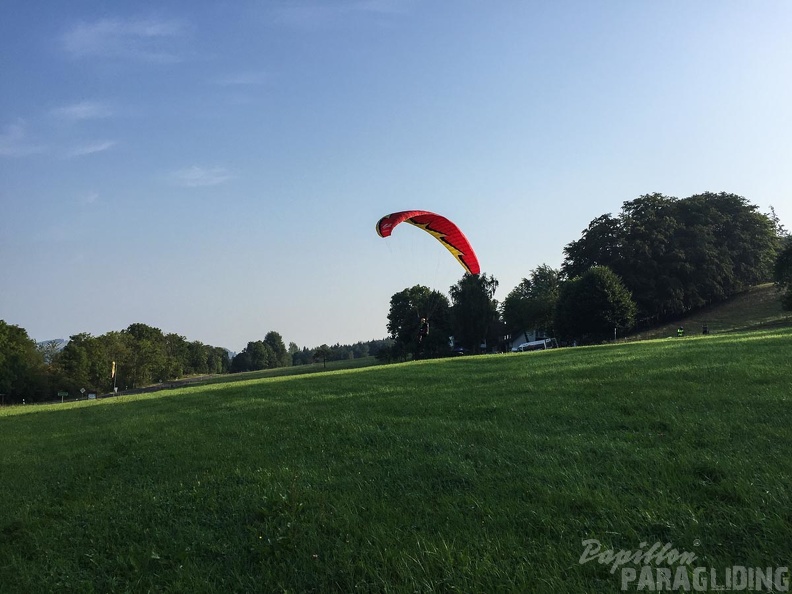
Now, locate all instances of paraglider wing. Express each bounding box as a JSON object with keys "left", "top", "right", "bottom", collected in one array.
[{"left": 376, "top": 210, "right": 480, "bottom": 275}]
